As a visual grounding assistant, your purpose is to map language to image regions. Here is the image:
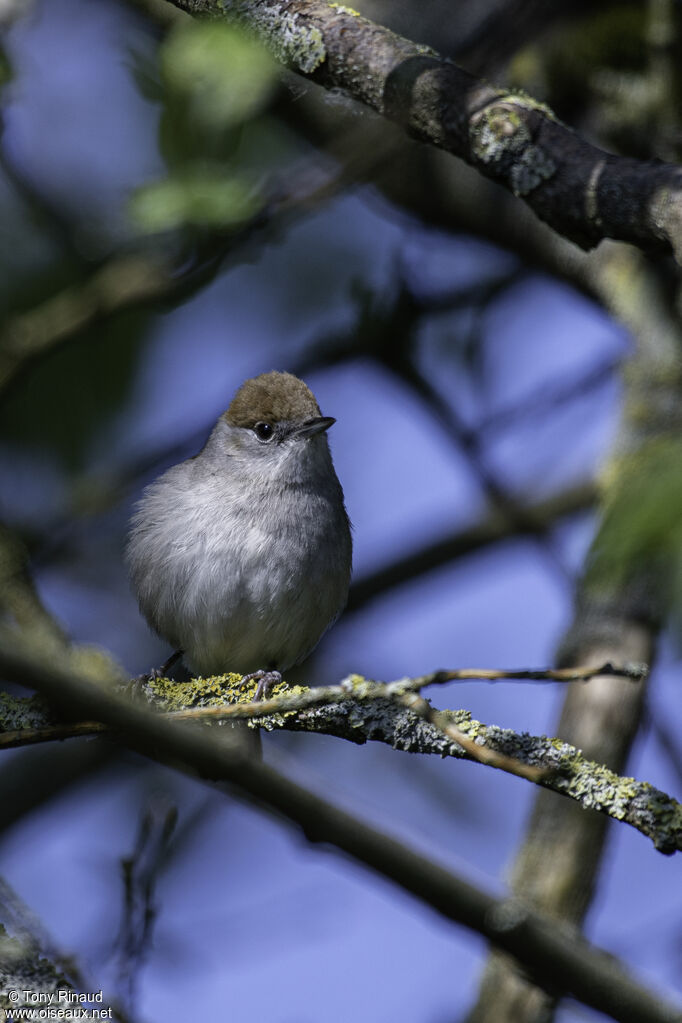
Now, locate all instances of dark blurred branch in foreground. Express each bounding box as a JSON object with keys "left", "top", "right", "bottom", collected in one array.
[
  {"left": 167, "top": 0, "right": 682, "bottom": 261},
  {"left": 2, "top": 663, "right": 680, "bottom": 855},
  {"left": 0, "top": 741, "right": 117, "bottom": 836},
  {"left": 0, "top": 255, "right": 172, "bottom": 394},
  {"left": 0, "top": 639, "right": 679, "bottom": 1023},
  {"left": 0, "top": 525, "right": 123, "bottom": 833}
]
